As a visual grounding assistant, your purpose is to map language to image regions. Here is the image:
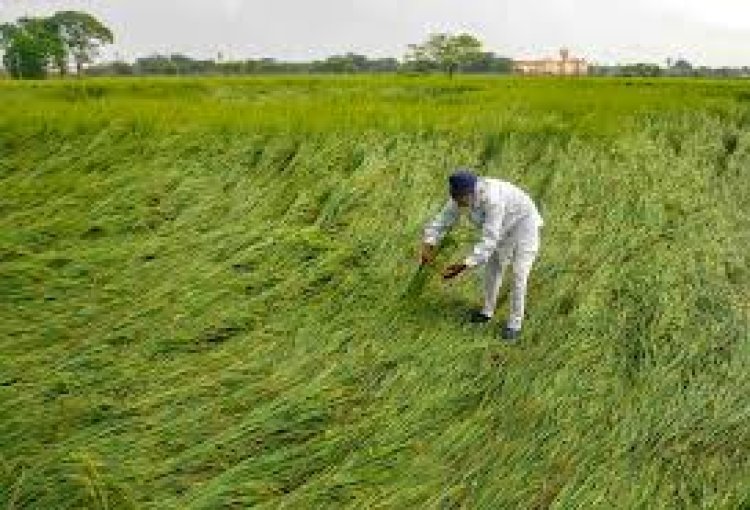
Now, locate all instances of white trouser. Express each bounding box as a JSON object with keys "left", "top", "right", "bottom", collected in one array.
[{"left": 481, "top": 217, "right": 541, "bottom": 330}]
